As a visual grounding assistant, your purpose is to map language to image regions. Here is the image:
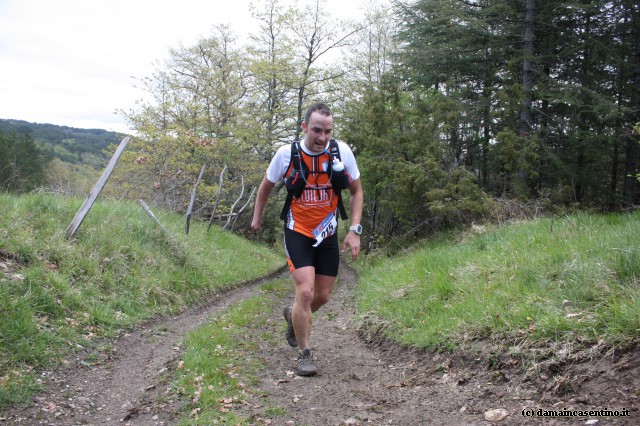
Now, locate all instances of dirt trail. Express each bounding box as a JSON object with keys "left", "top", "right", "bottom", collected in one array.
[
  {"left": 1, "top": 268, "right": 287, "bottom": 425},
  {"left": 2, "top": 264, "right": 638, "bottom": 425}
]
